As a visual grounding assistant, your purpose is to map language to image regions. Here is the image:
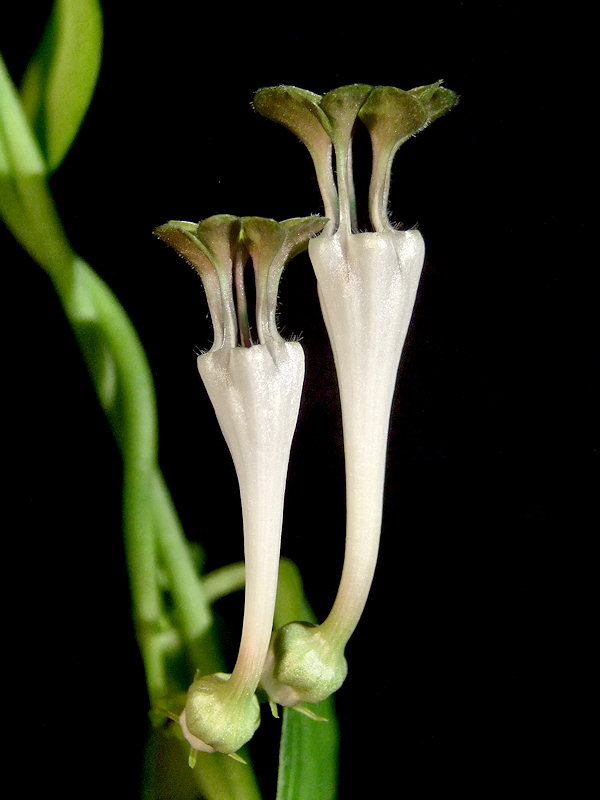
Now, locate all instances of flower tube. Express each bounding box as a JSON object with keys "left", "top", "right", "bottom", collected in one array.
[
  {"left": 254, "top": 83, "right": 457, "bottom": 707},
  {"left": 154, "top": 213, "right": 326, "bottom": 755}
]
